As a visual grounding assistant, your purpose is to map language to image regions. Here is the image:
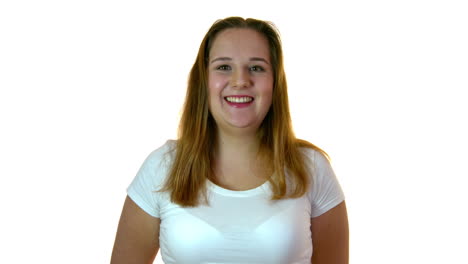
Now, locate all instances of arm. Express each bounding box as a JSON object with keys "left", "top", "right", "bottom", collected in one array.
[
  {"left": 111, "top": 196, "right": 160, "bottom": 264},
  {"left": 311, "top": 201, "right": 349, "bottom": 264}
]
